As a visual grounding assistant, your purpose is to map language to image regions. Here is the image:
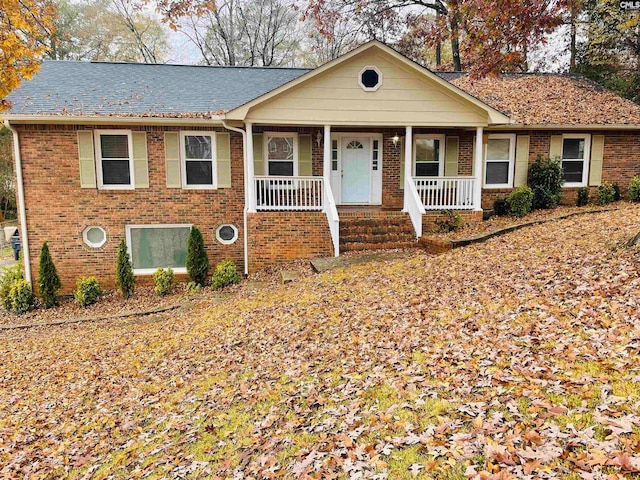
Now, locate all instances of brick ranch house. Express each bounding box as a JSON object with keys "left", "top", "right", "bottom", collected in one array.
[{"left": 3, "top": 41, "right": 640, "bottom": 292}]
